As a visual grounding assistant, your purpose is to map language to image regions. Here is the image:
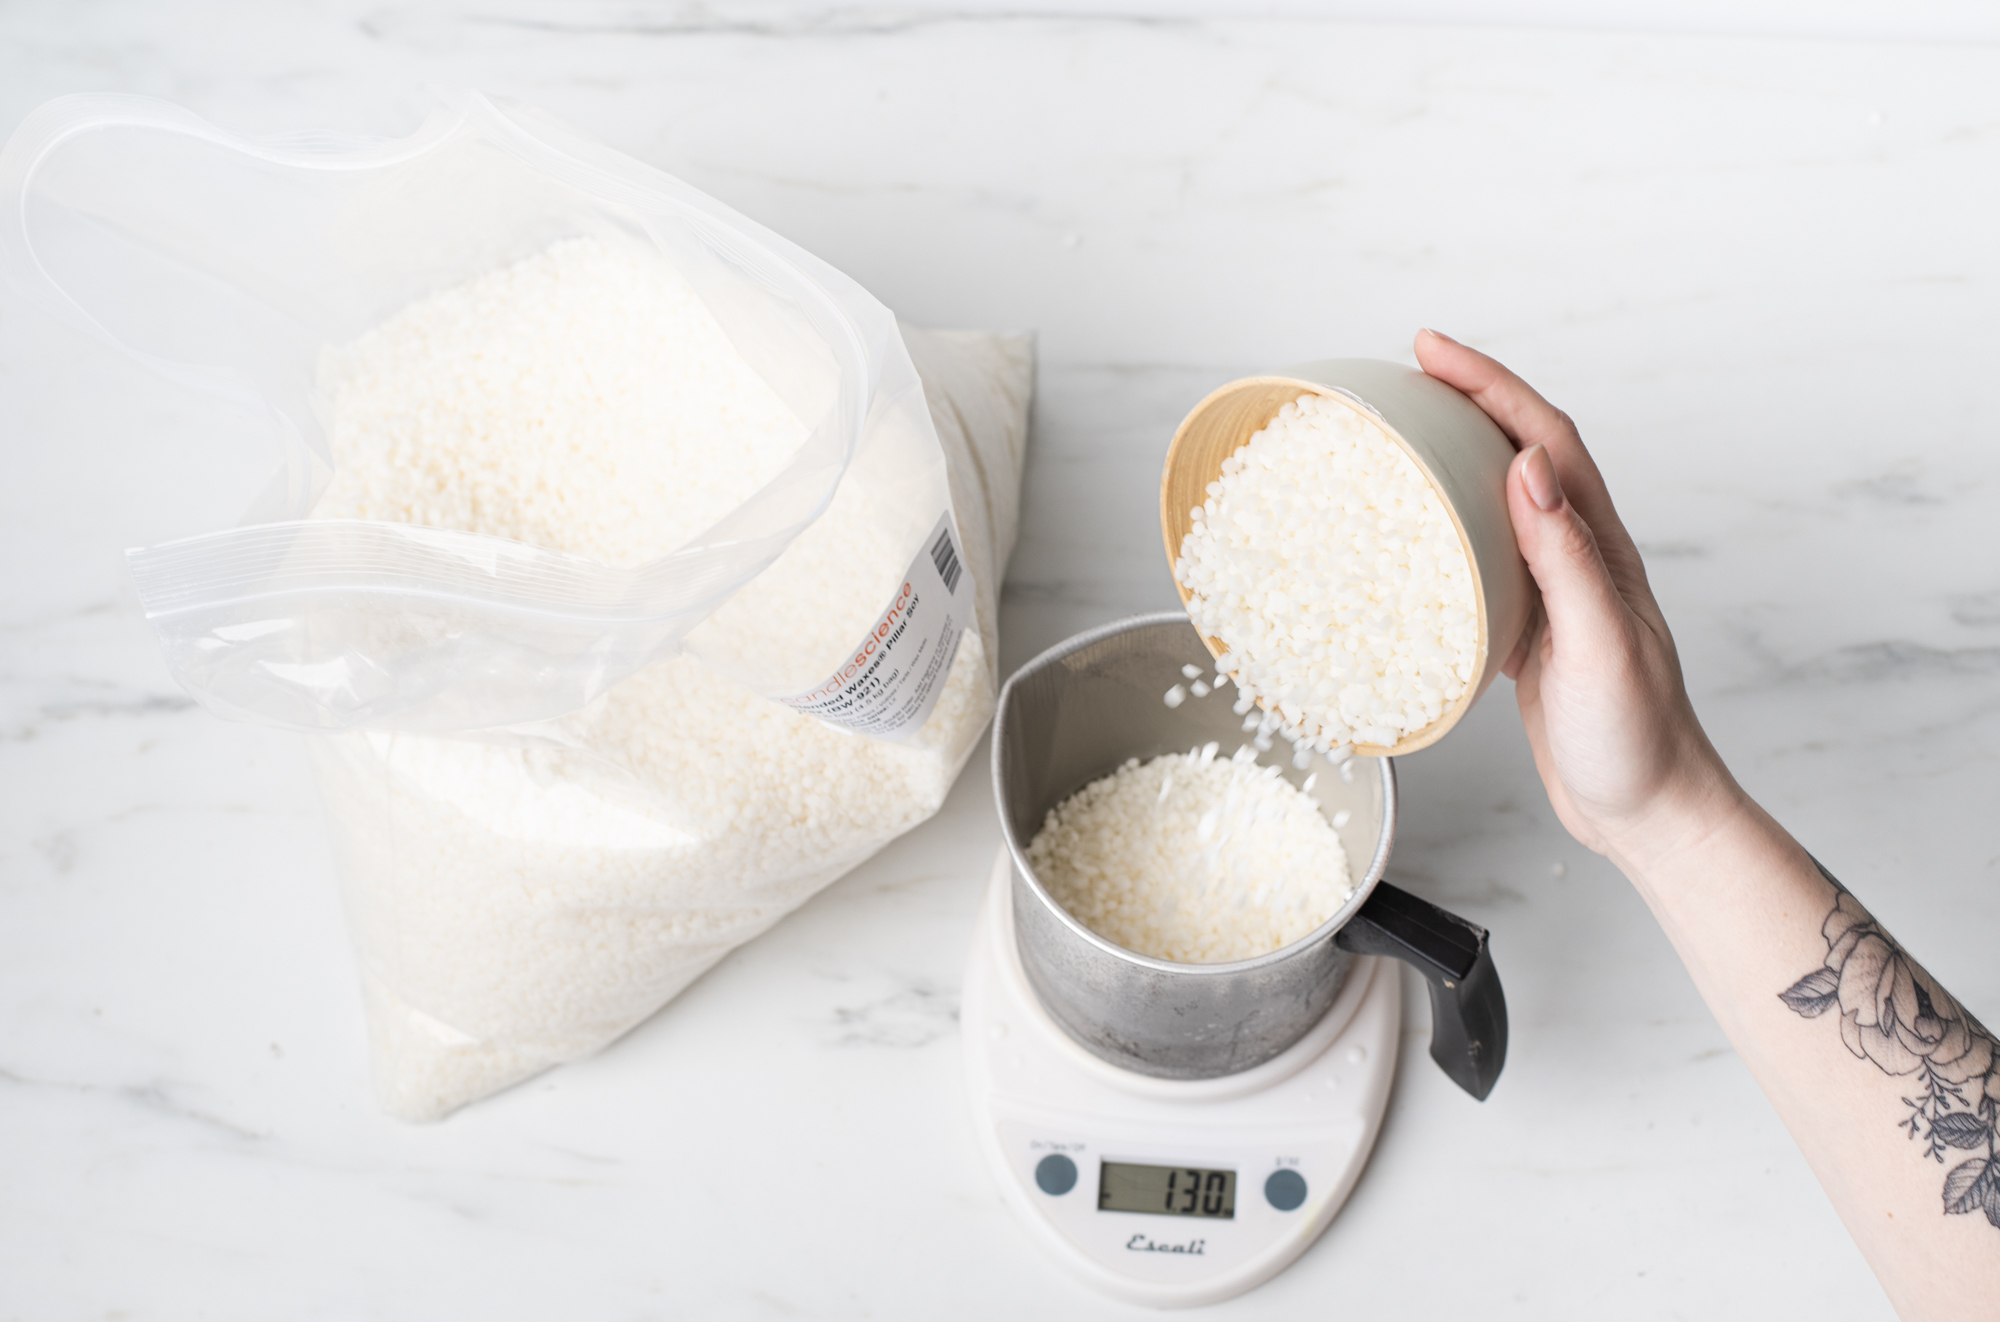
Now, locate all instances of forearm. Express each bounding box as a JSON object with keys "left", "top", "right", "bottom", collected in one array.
[
  {"left": 1411, "top": 332, "right": 1999, "bottom": 1312},
  {"left": 1615, "top": 791, "right": 2000, "bottom": 1318}
]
